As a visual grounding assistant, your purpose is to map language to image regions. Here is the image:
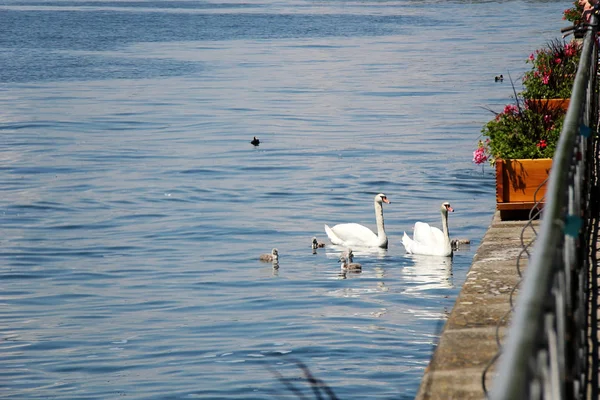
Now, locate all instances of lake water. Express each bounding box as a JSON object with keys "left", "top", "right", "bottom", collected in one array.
[{"left": 0, "top": 0, "right": 570, "bottom": 398}]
